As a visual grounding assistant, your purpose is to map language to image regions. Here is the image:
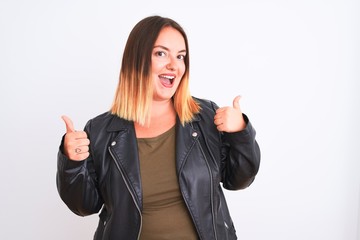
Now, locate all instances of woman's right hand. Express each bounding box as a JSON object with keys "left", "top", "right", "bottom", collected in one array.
[{"left": 61, "top": 115, "right": 90, "bottom": 161}]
